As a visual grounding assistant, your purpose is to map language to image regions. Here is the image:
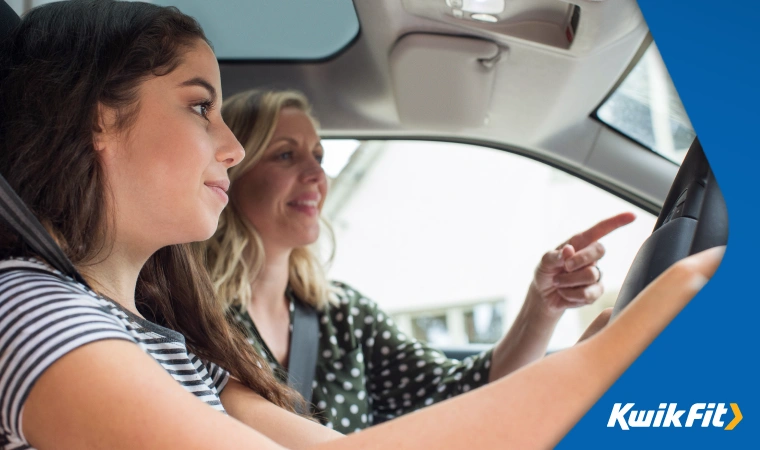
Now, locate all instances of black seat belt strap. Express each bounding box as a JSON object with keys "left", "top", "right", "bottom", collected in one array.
[
  {"left": 0, "top": 173, "right": 87, "bottom": 285},
  {"left": 287, "top": 299, "right": 320, "bottom": 414}
]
